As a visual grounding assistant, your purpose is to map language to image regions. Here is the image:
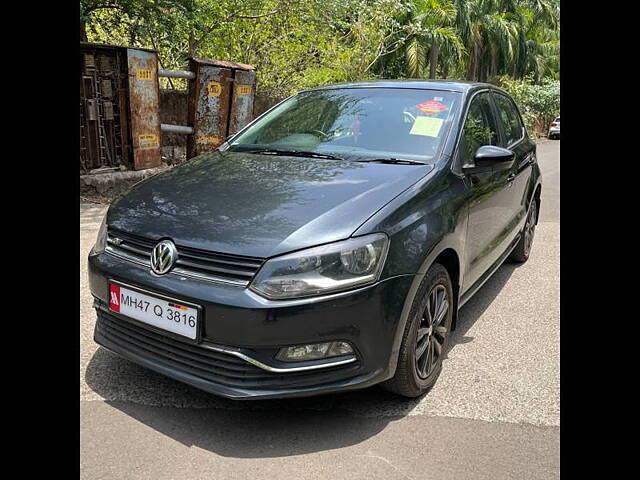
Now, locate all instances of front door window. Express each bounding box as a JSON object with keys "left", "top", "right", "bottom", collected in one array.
[{"left": 459, "top": 93, "right": 499, "bottom": 168}]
